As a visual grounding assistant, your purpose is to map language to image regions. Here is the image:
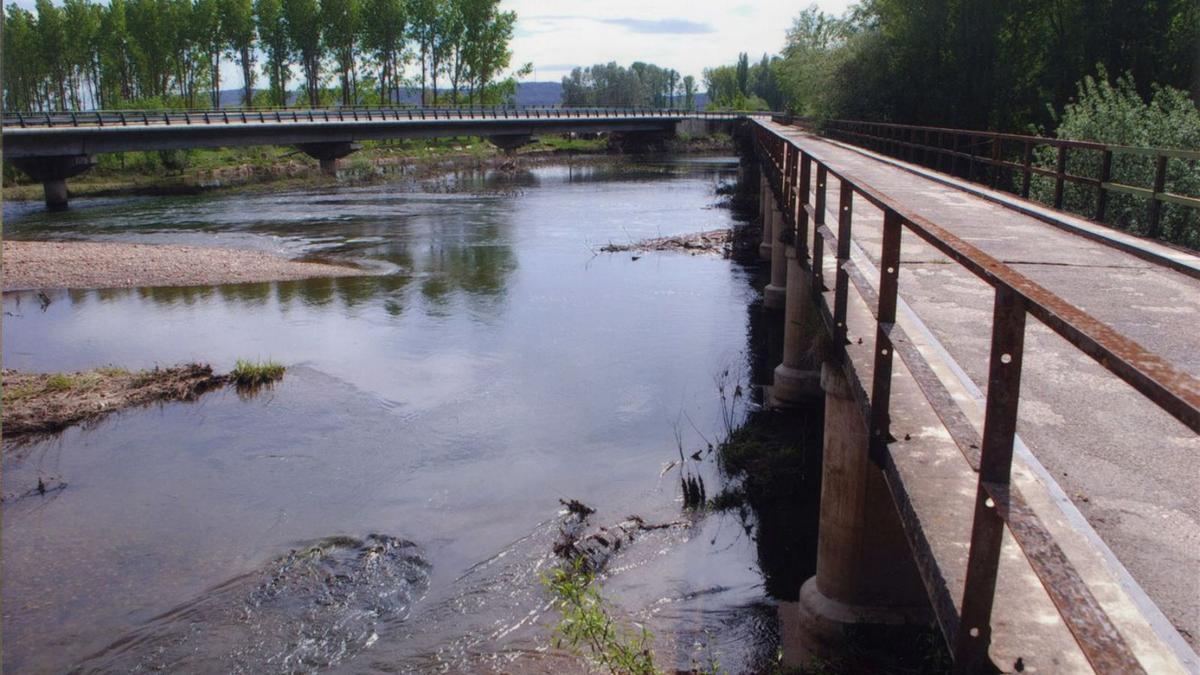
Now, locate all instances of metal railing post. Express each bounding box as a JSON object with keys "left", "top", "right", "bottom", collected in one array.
[
  {"left": 1021, "top": 140, "right": 1033, "bottom": 198},
  {"left": 1053, "top": 146, "right": 1068, "bottom": 209},
  {"left": 868, "top": 209, "right": 903, "bottom": 461},
  {"left": 953, "top": 284, "right": 1027, "bottom": 672},
  {"left": 812, "top": 165, "right": 828, "bottom": 296},
  {"left": 833, "top": 180, "right": 854, "bottom": 353},
  {"left": 1147, "top": 154, "right": 1168, "bottom": 238},
  {"left": 1096, "top": 149, "right": 1113, "bottom": 221}
]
